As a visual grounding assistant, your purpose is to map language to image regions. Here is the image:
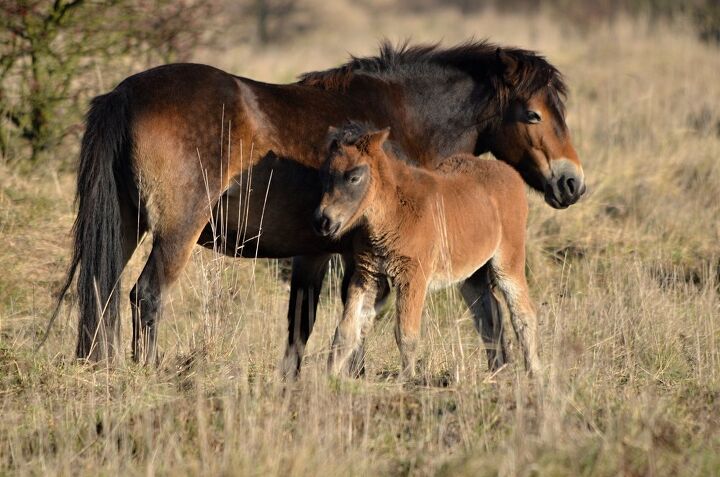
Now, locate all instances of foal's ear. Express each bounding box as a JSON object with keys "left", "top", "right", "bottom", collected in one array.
[
  {"left": 326, "top": 125, "right": 340, "bottom": 152},
  {"left": 496, "top": 48, "right": 520, "bottom": 87},
  {"left": 366, "top": 127, "right": 391, "bottom": 151}
]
